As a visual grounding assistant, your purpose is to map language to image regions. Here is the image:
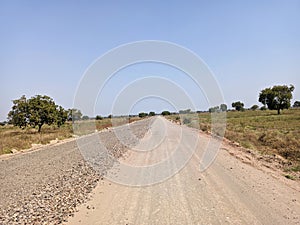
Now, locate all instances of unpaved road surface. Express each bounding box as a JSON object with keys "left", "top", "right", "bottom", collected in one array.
[
  {"left": 0, "top": 118, "right": 152, "bottom": 224},
  {"left": 67, "top": 117, "right": 300, "bottom": 225}
]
